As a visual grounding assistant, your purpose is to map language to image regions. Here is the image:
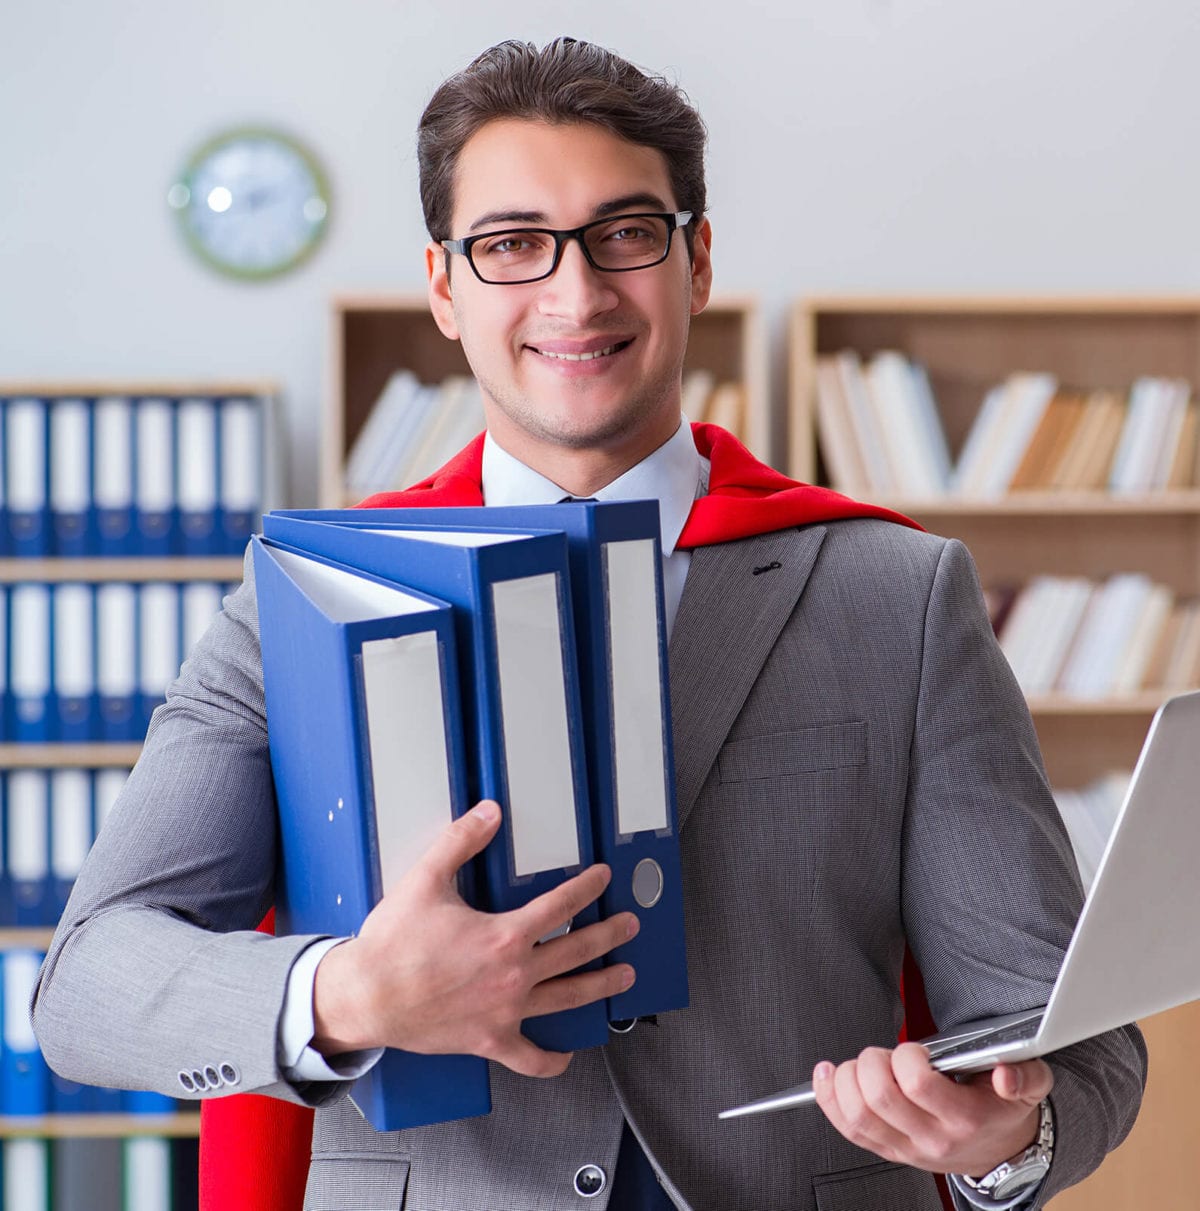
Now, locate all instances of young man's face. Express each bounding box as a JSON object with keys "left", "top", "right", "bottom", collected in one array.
[{"left": 426, "top": 118, "right": 713, "bottom": 475}]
